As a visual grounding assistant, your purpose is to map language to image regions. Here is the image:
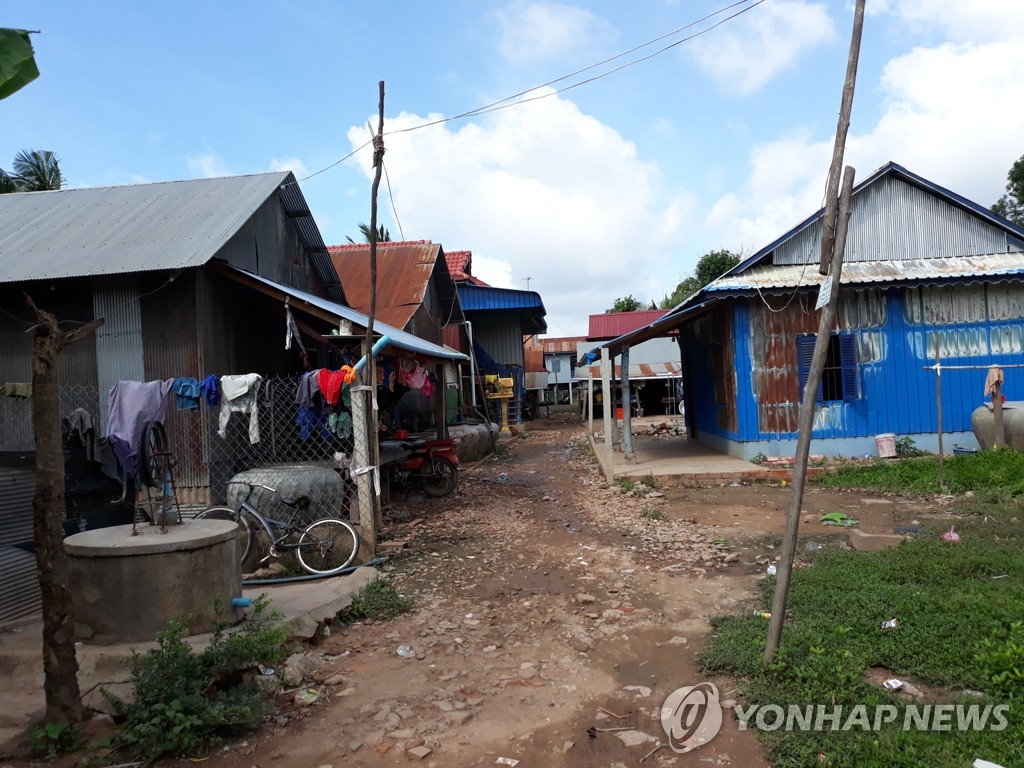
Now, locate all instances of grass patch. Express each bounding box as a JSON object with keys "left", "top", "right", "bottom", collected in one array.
[
  {"left": 702, "top": 510, "right": 1024, "bottom": 766},
  {"left": 616, "top": 478, "right": 637, "bottom": 493},
  {"left": 348, "top": 576, "right": 414, "bottom": 621},
  {"left": 816, "top": 447, "right": 1024, "bottom": 496}
]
